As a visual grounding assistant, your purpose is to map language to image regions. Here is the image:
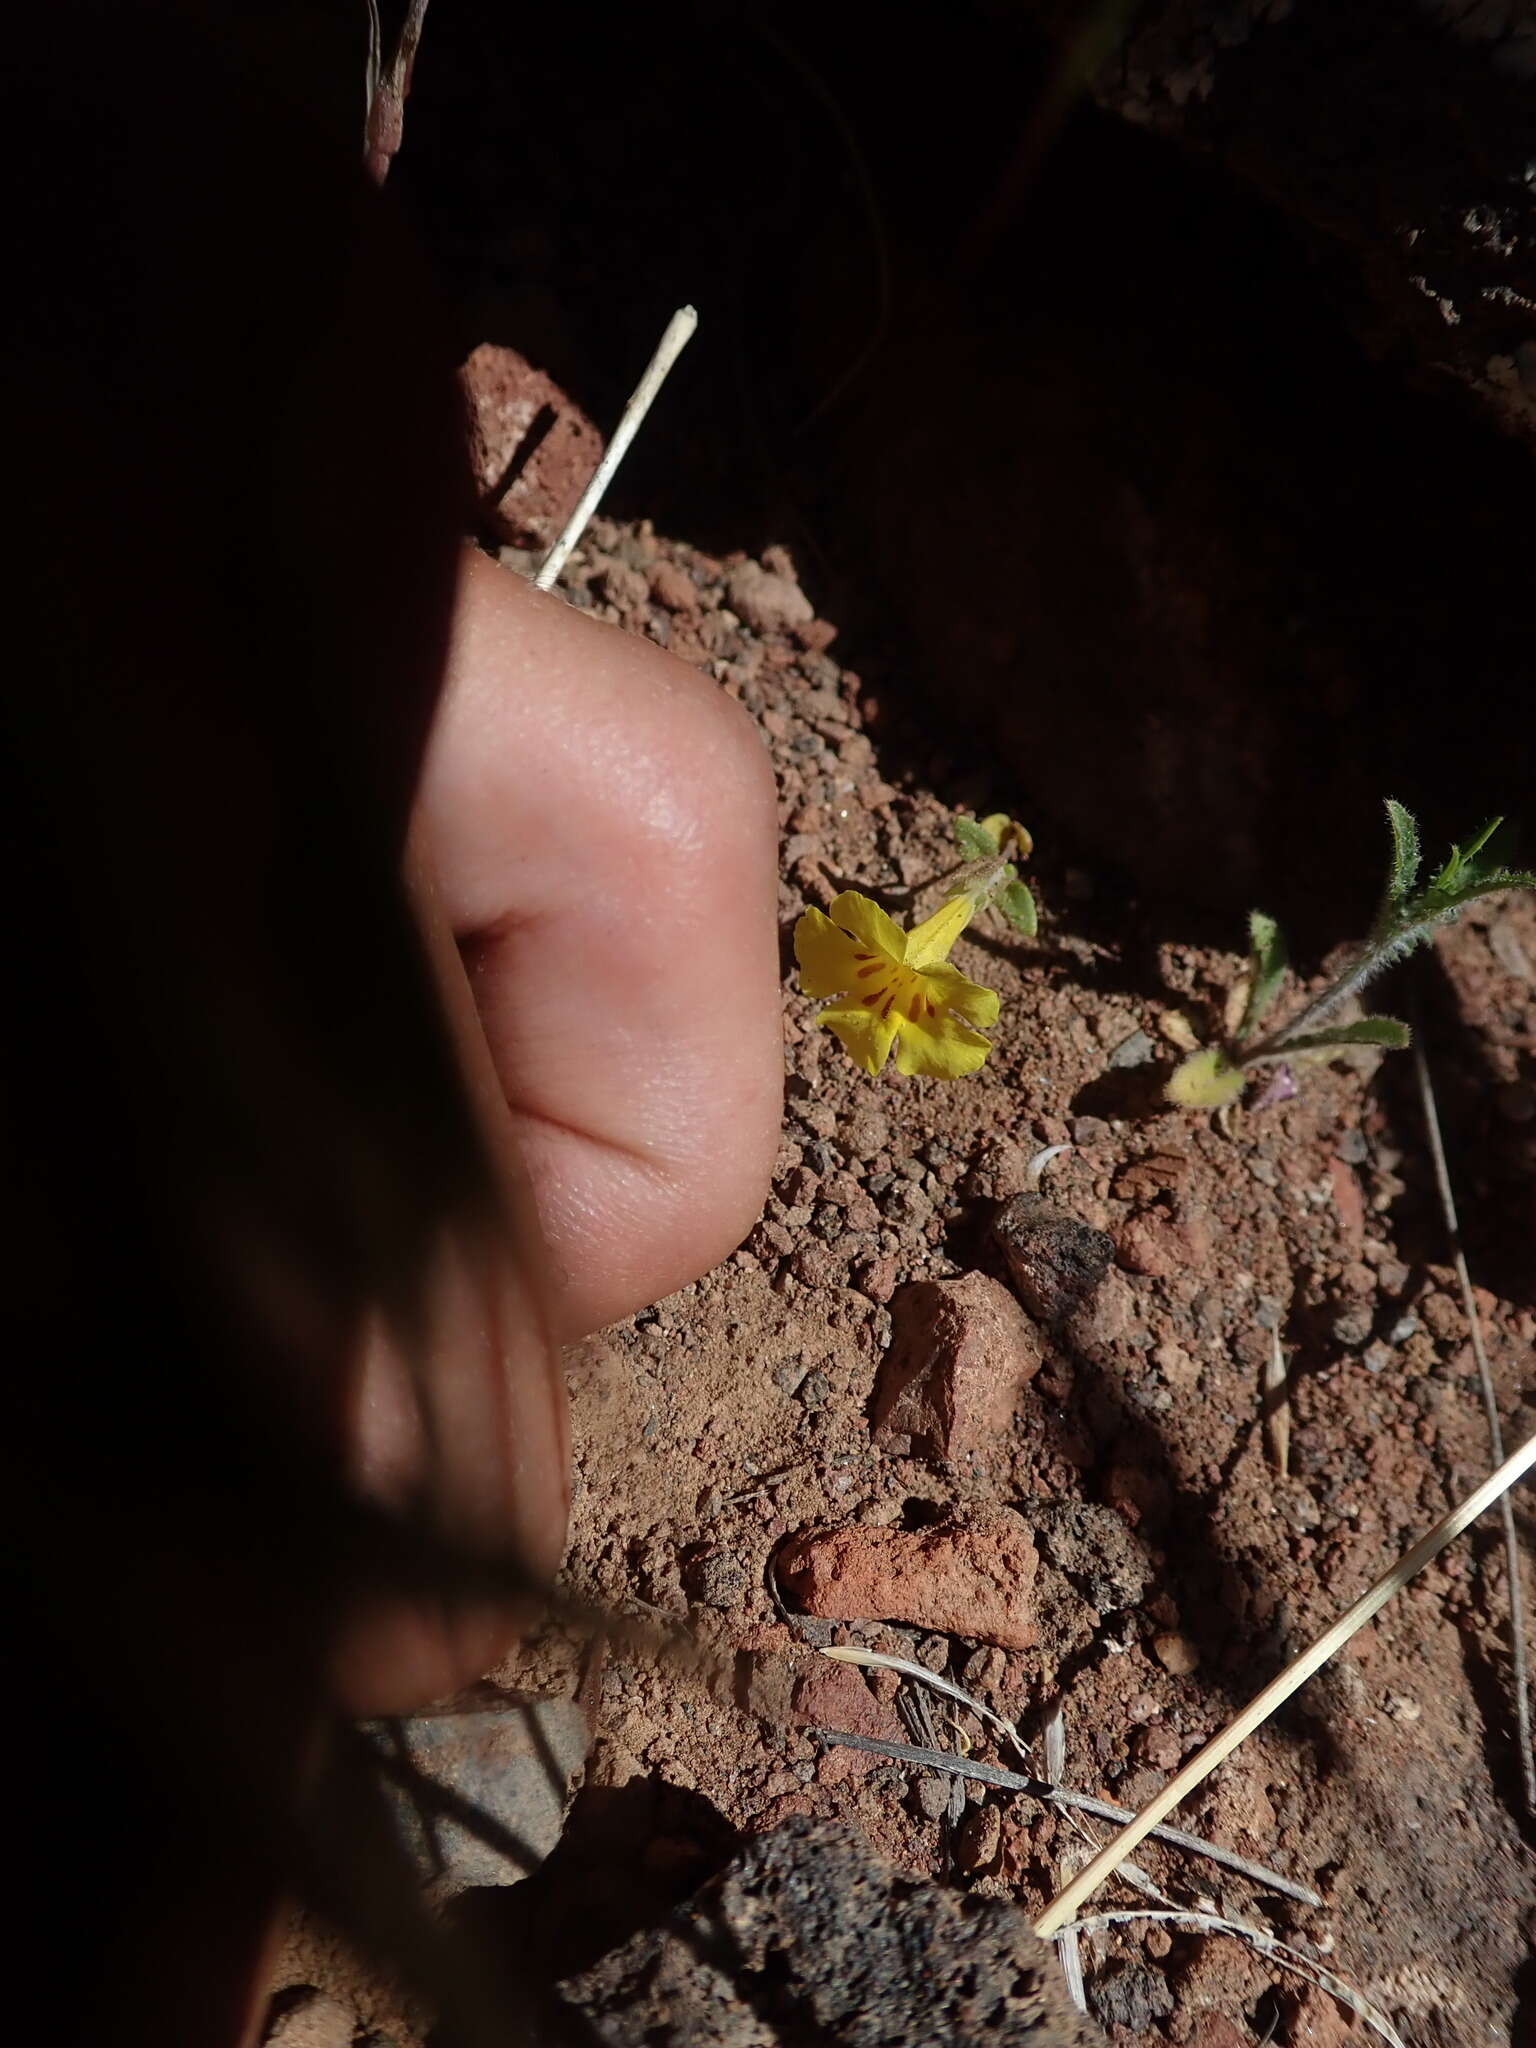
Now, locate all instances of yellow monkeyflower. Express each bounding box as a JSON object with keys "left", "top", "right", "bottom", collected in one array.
[{"left": 794, "top": 890, "right": 1000, "bottom": 1078}]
